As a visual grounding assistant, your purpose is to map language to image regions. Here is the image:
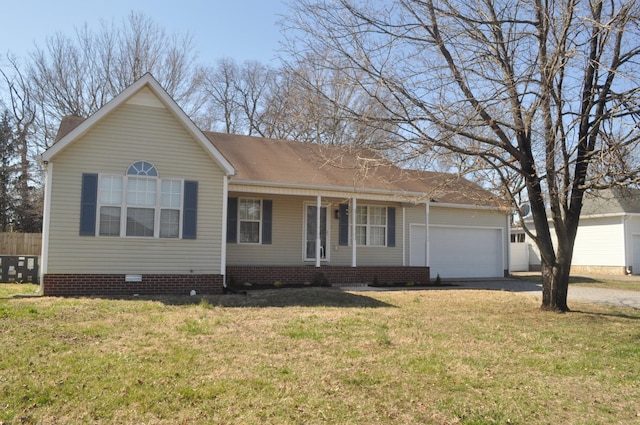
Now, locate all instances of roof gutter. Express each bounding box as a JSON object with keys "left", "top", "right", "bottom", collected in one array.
[
  {"left": 428, "top": 202, "right": 506, "bottom": 211},
  {"left": 229, "top": 178, "right": 505, "bottom": 211},
  {"left": 229, "top": 178, "right": 427, "bottom": 199}
]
